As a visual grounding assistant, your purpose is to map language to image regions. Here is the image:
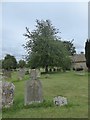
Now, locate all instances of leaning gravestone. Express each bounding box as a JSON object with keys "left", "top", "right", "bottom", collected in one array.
[
  {"left": 25, "top": 69, "right": 43, "bottom": 105},
  {"left": 18, "top": 68, "right": 25, "bottom": 80},
  {"left": 0, "top": 81, "right": 15, "bottom": 108}
]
